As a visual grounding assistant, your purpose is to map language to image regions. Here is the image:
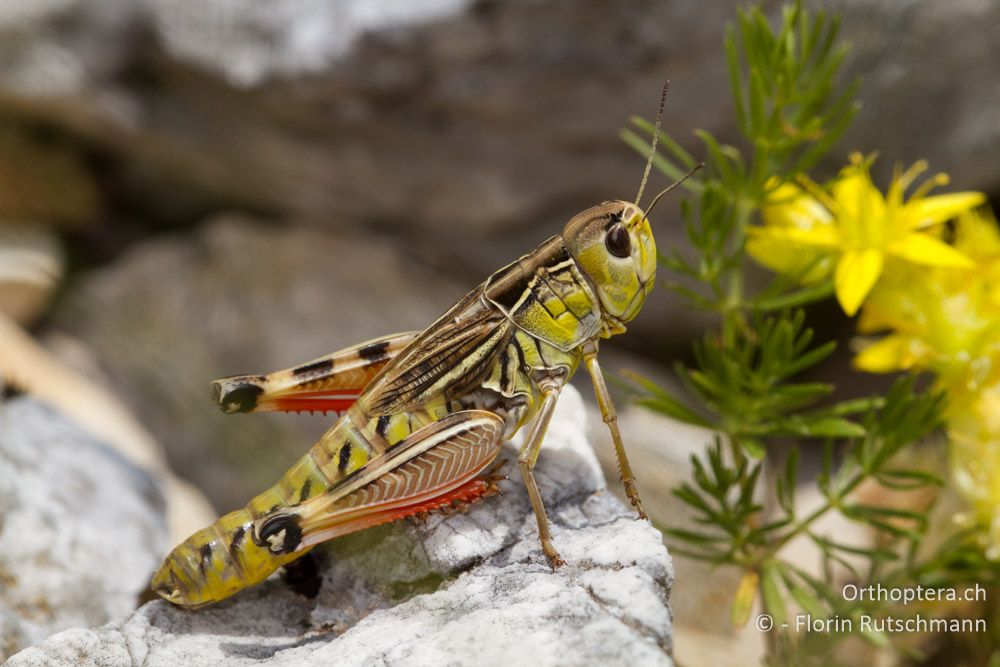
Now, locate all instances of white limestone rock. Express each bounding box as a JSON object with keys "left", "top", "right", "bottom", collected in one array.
[
  {"left": 6, "top": 385, "right": 674, "bottom": 667},
  {"left": 0, "top": 397, "right": 168, "bottom": 660},
  {"left": 144, "top": 0, "right": 475, "bottom": 86}
]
